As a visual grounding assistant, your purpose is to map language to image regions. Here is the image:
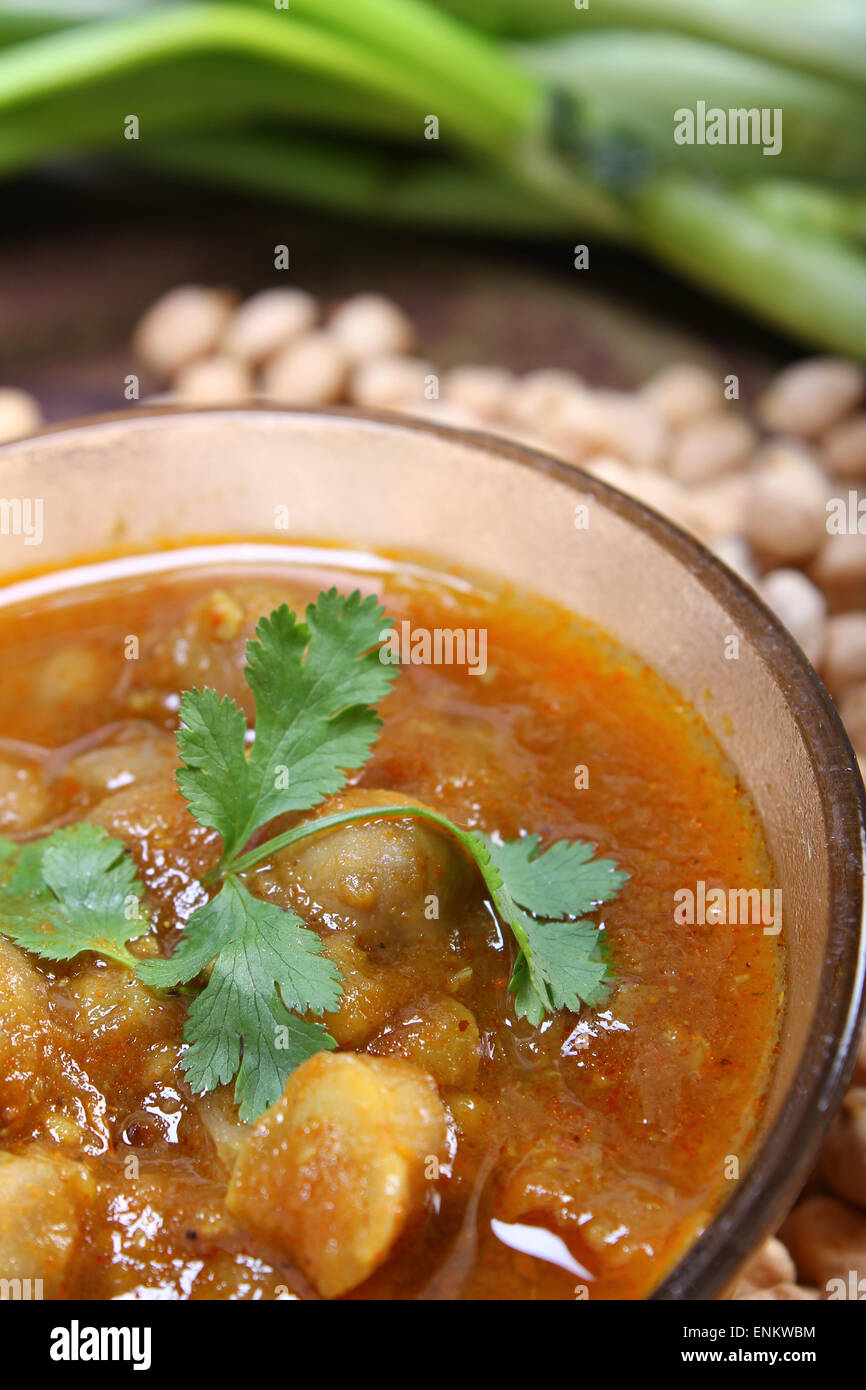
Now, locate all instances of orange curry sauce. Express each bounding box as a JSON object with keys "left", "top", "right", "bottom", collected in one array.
[{"left": 0, "top": 549, "right": 783, "bottom": 1300}]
